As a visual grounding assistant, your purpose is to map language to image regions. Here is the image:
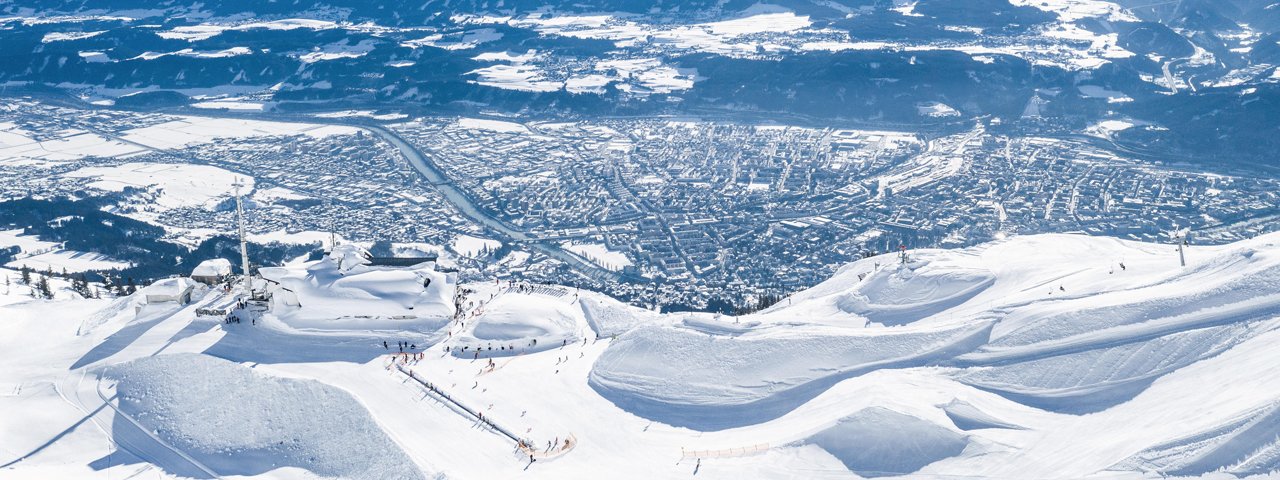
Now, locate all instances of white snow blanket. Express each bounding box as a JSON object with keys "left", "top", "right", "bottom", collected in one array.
[
  {"left": 103, "top": 354, "right": 426, "bottom": 479},
  {"left": 259, "top": 244, "right": 453, "bottom": 328}
]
